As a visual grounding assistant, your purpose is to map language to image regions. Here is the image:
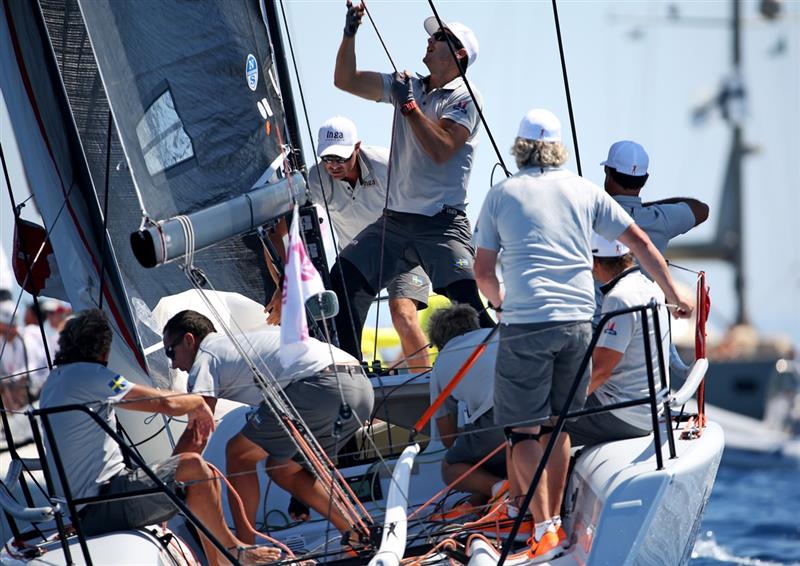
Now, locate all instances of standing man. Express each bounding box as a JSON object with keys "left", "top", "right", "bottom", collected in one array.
[
  {"left": 568, "top": 235, "right": 671, "bottom": 447},
  {"left": 601, "top": 140, "right": 709, "bottom": 254},
  {"left": 330, "top": 2, "right": 494, "bottom": 359},
  {"left": 40, "top": 309, "right": 280, "bottom": 565},
  {"left": 270, "top": 116, "right": 432, "bottom": 370},
  {"left": 162, "top": 310, "right": 374, "bottom": 545},
  {"left": 473, "top": 109, "right": 692, "bottom": 560}
]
